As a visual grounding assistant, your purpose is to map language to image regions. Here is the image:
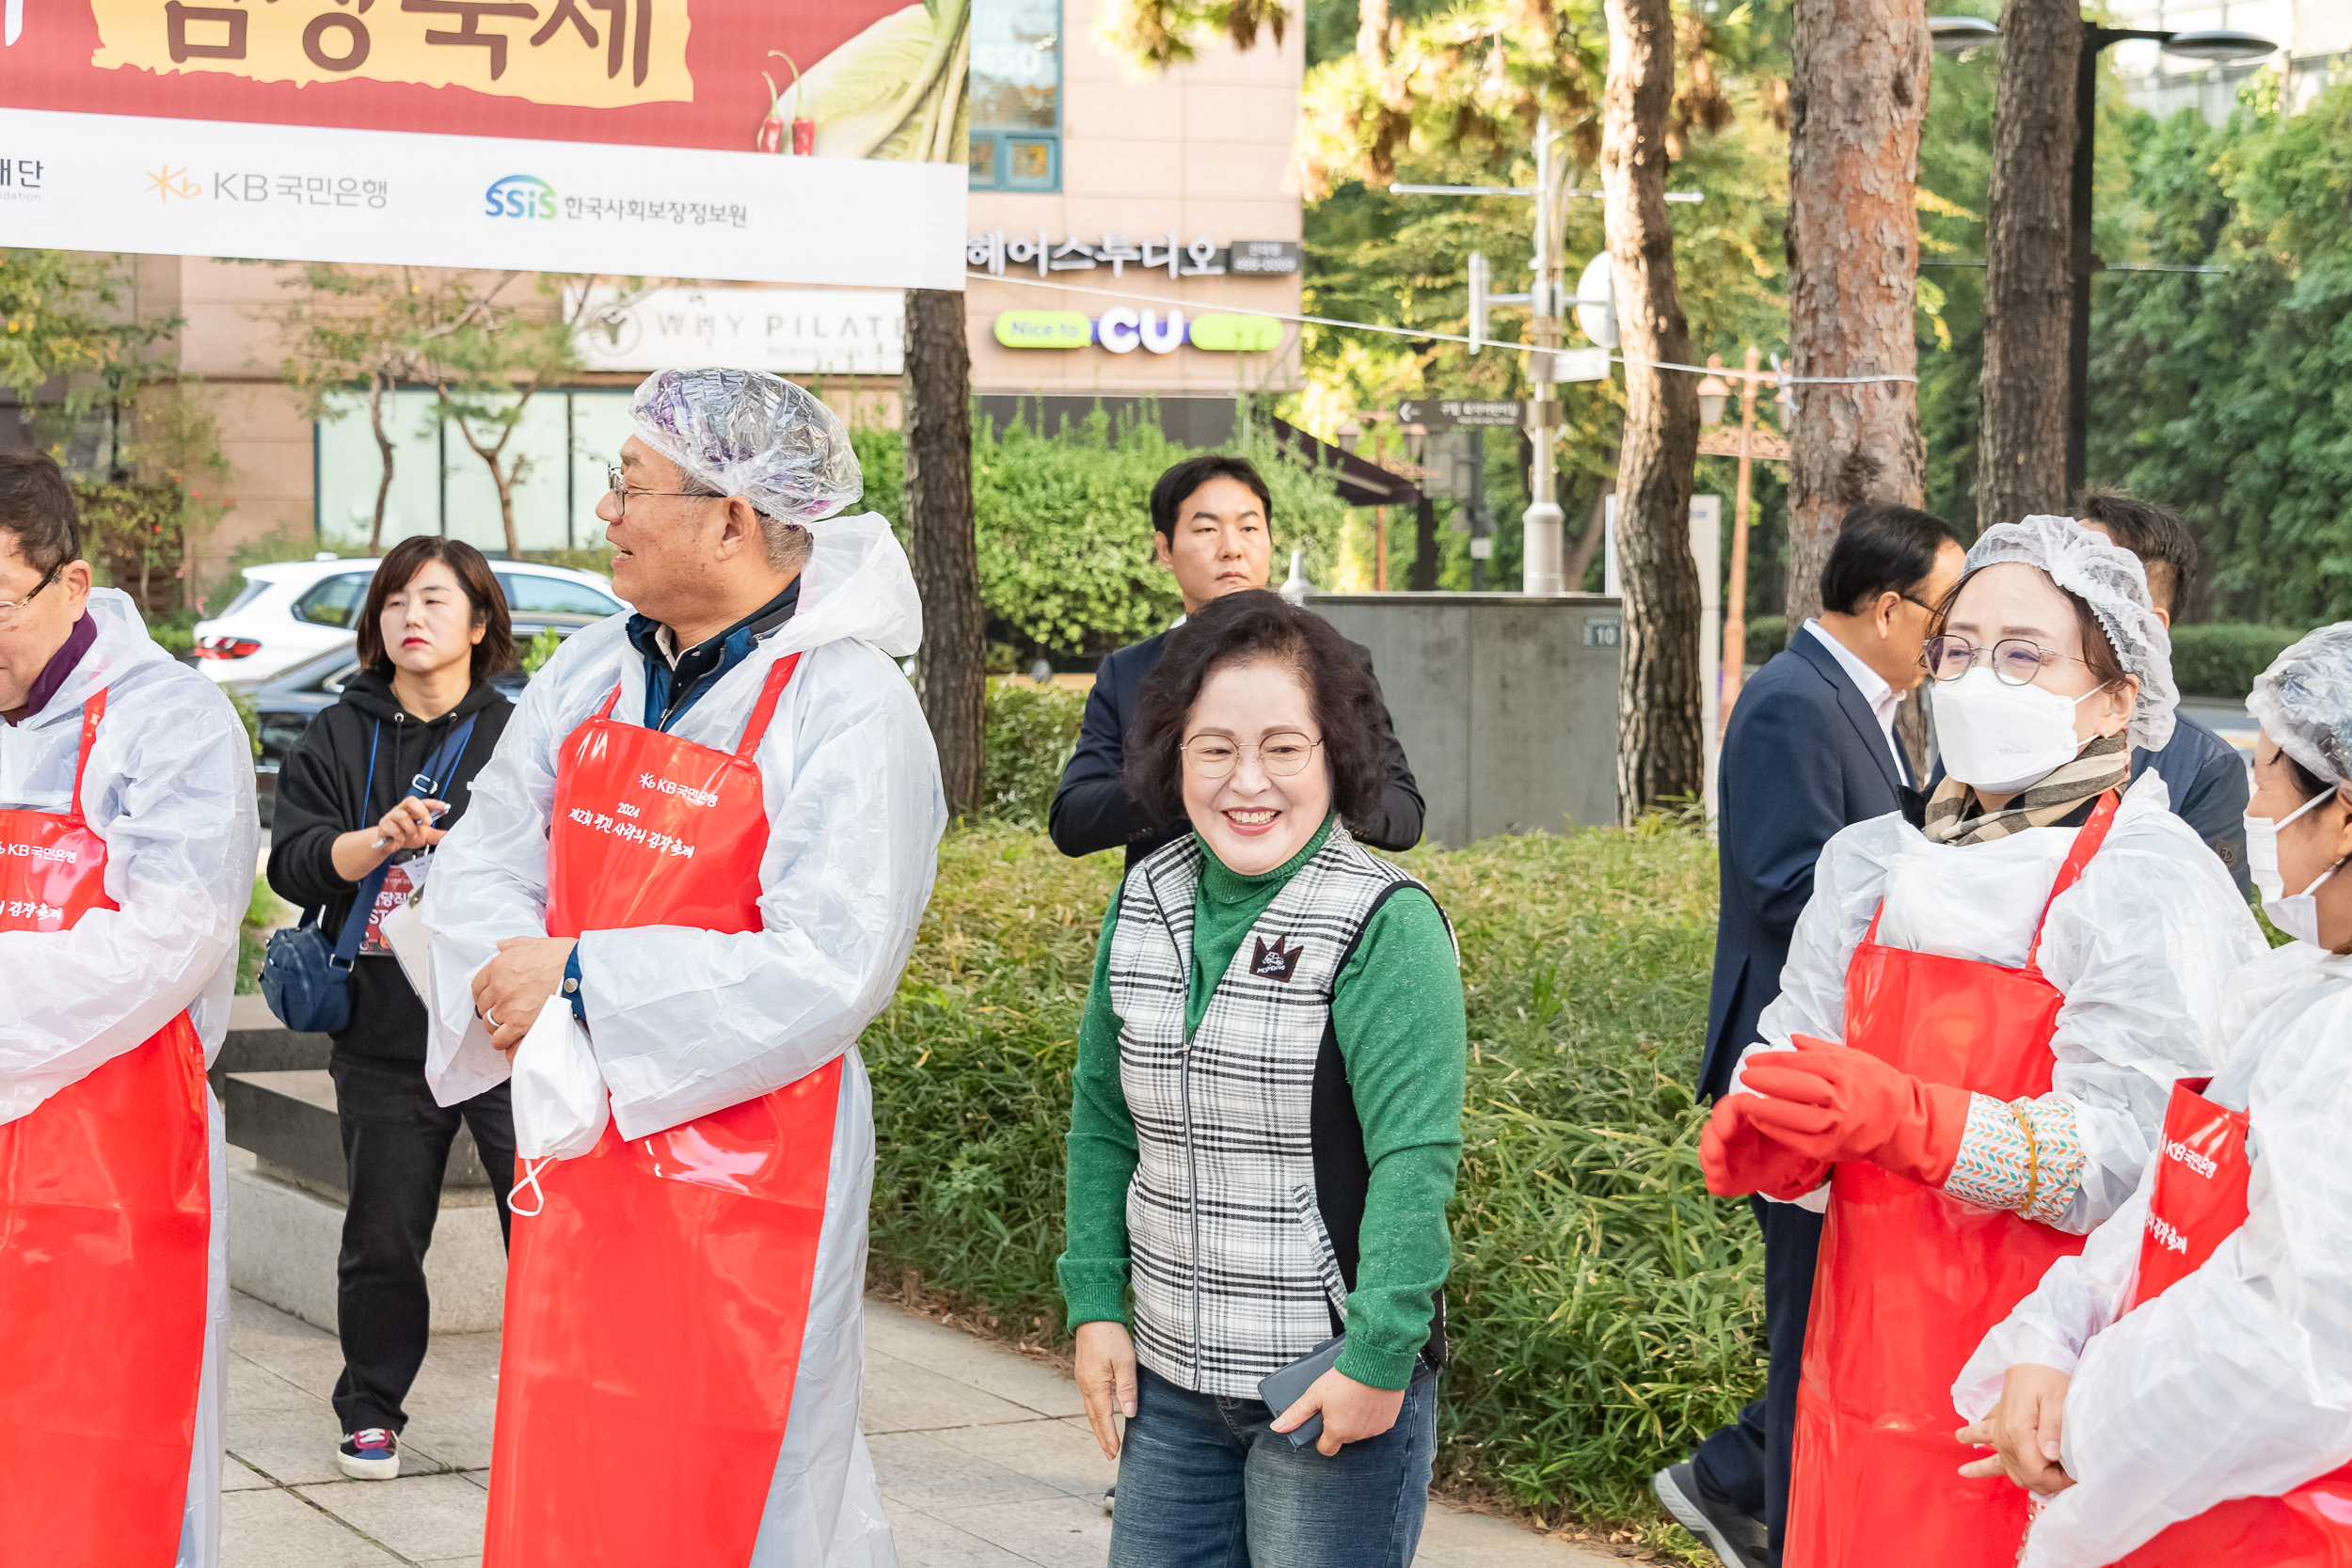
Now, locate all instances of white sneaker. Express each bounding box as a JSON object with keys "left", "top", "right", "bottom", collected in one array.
[{"left": 337, "top": 1427, "right": 400, "bottom": 1480}]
